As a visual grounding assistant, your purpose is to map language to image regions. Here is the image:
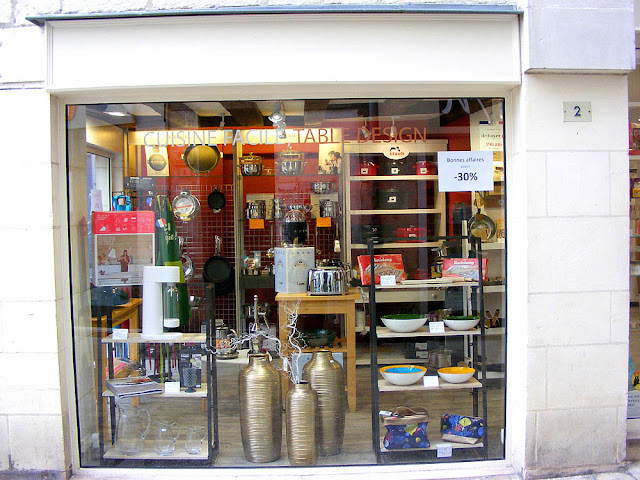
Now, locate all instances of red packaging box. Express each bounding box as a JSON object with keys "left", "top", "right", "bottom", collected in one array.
[
  {"left": 442, "top": 258, "right": 488, "bottom": 282},
  {"left": 357, "top": 254, "right": 406, "bottom": 285}
]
